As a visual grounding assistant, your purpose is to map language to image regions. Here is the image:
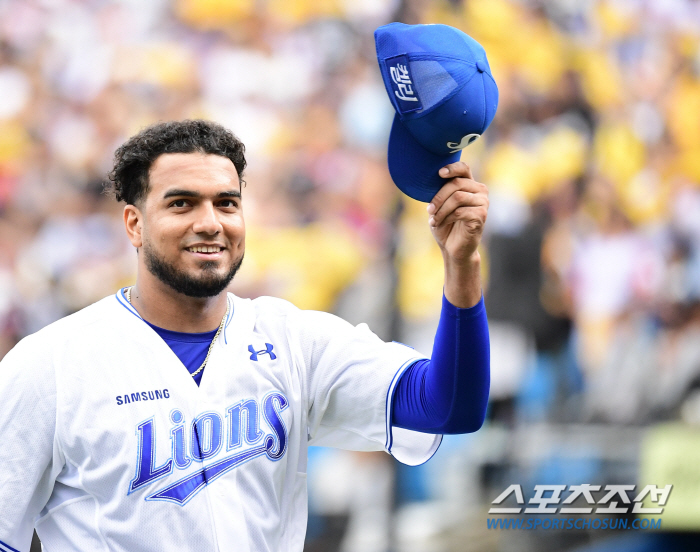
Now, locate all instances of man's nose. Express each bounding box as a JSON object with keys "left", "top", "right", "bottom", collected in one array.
[{"left": 192, "top": 202, "right": 223, "bottom": 235}]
